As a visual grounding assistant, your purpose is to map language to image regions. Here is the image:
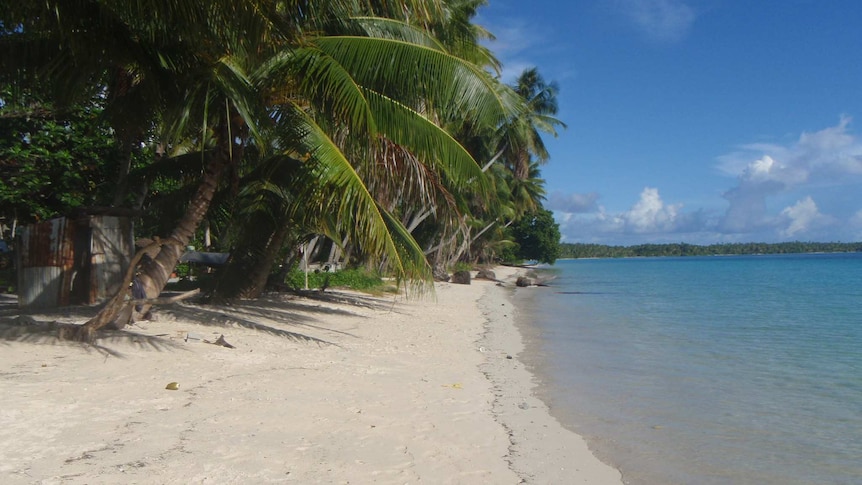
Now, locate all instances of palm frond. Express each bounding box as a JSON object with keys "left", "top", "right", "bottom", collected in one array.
[
  {"left": 530, "top": 113, "right": 567, "bottom": 136},
  {"left": 349, "top": 16, "right": 447, "bottom": 51},
  {"left": 210, "top": 54, "right": 266, "bottom": 147},
  {"left": 312, "top": 35, "right": 522, "bottom": 128},
  {"left": 279, "top": 103, "right": 432, "bottom": 283},
  {"left": 363, "top": 88, "right": 487, "bottom": 193},
  {"left": 259, "top": 47, "right": 377, "bottom": 138}
]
